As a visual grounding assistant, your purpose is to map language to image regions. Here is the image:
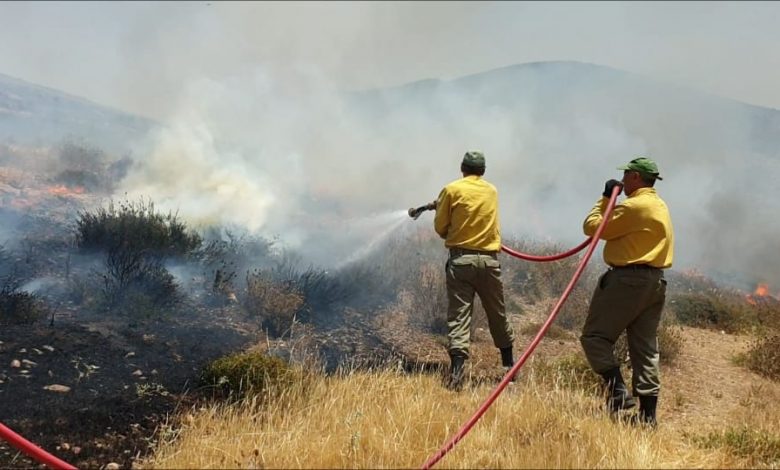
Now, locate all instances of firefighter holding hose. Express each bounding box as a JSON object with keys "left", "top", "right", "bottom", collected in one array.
[
  {"left": 580, "top": 156, "right": 674, "bottom": 427},
  {"left": 428, "top": 151, "right": 515, "bottom": 391}
]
